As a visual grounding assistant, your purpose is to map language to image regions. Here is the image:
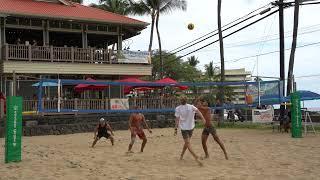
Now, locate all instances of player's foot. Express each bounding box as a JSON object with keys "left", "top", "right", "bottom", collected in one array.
[
  {"left": 225, "top": 154, "right": 229, "bottom": 160},
  {"left": 196, "top": 158, "right": 204, "bottom": 166},
  {"left": 127, "top": 150, "right": 134, "bottom": 154}
]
